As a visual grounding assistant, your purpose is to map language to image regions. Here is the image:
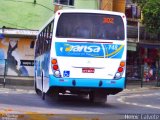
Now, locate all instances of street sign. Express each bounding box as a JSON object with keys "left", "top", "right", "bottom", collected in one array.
[{"left": 0, "top": 34, "right": 4, "bottom": 39}]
